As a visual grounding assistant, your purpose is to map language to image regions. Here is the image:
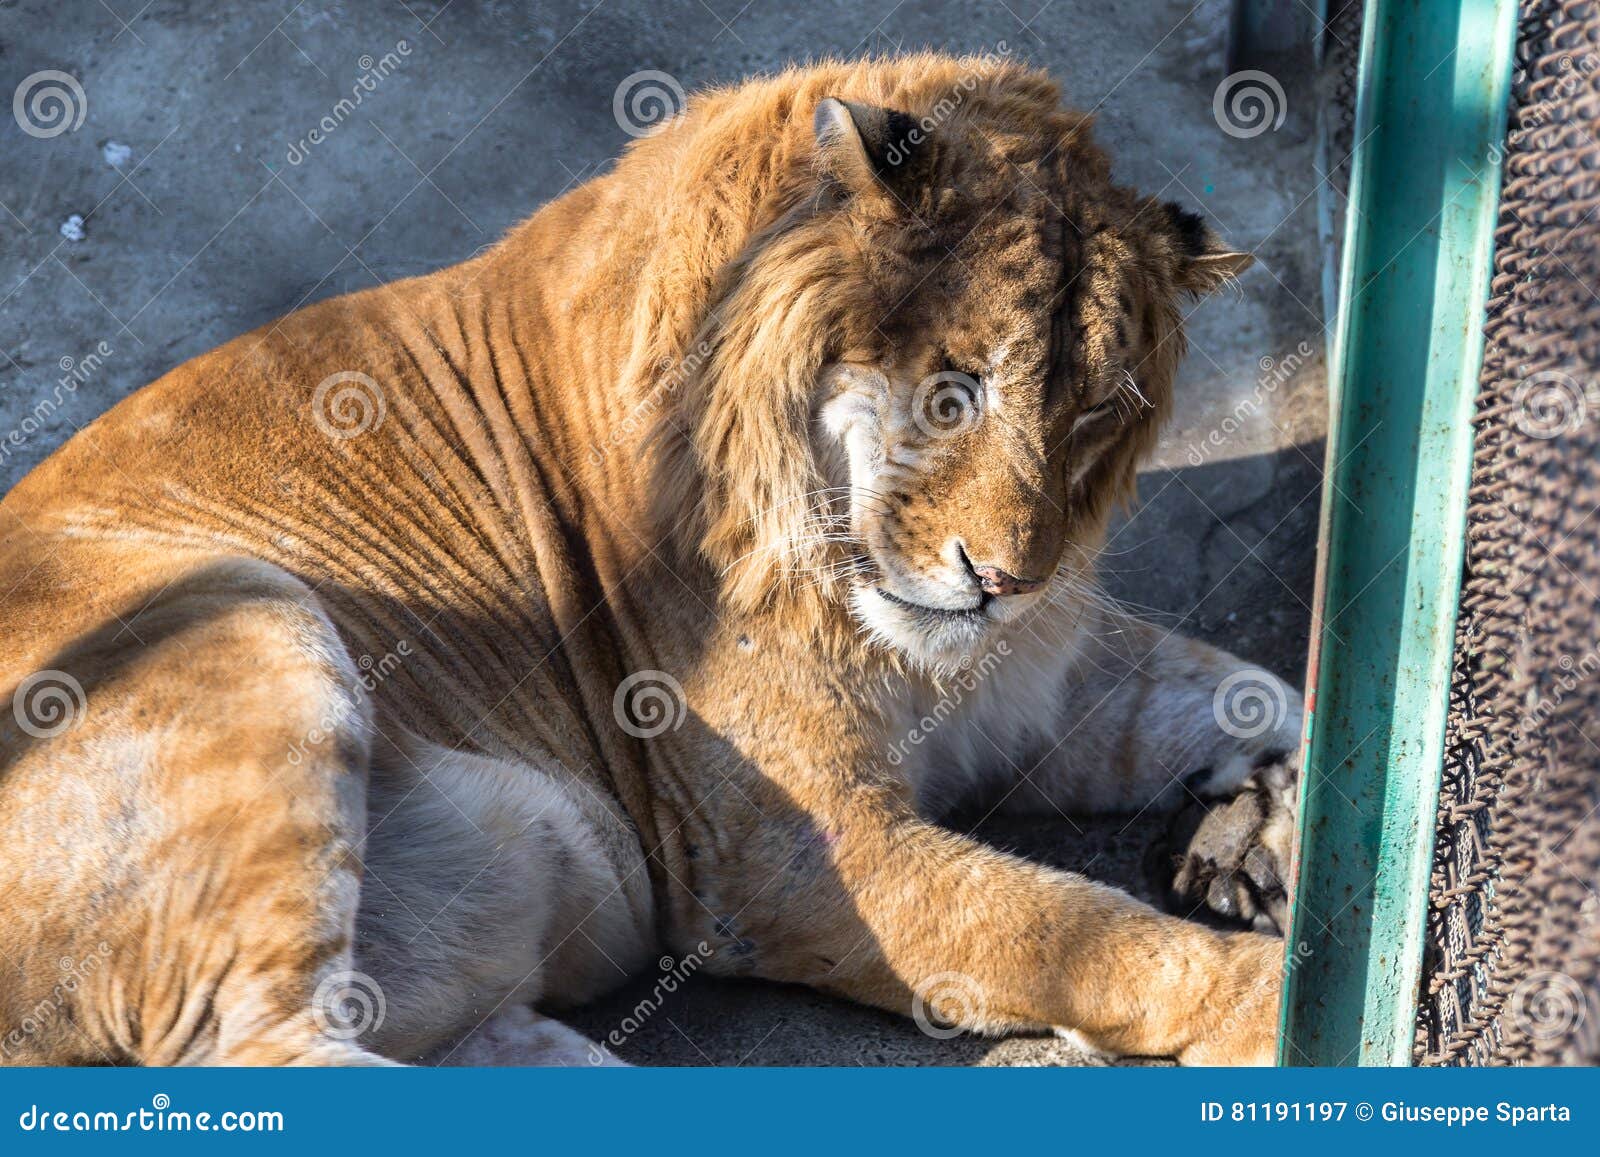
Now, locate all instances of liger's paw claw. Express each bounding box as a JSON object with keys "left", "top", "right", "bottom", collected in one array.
[{"left": 1156, "top": 755, "right": 1298, "bottom": 935}]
